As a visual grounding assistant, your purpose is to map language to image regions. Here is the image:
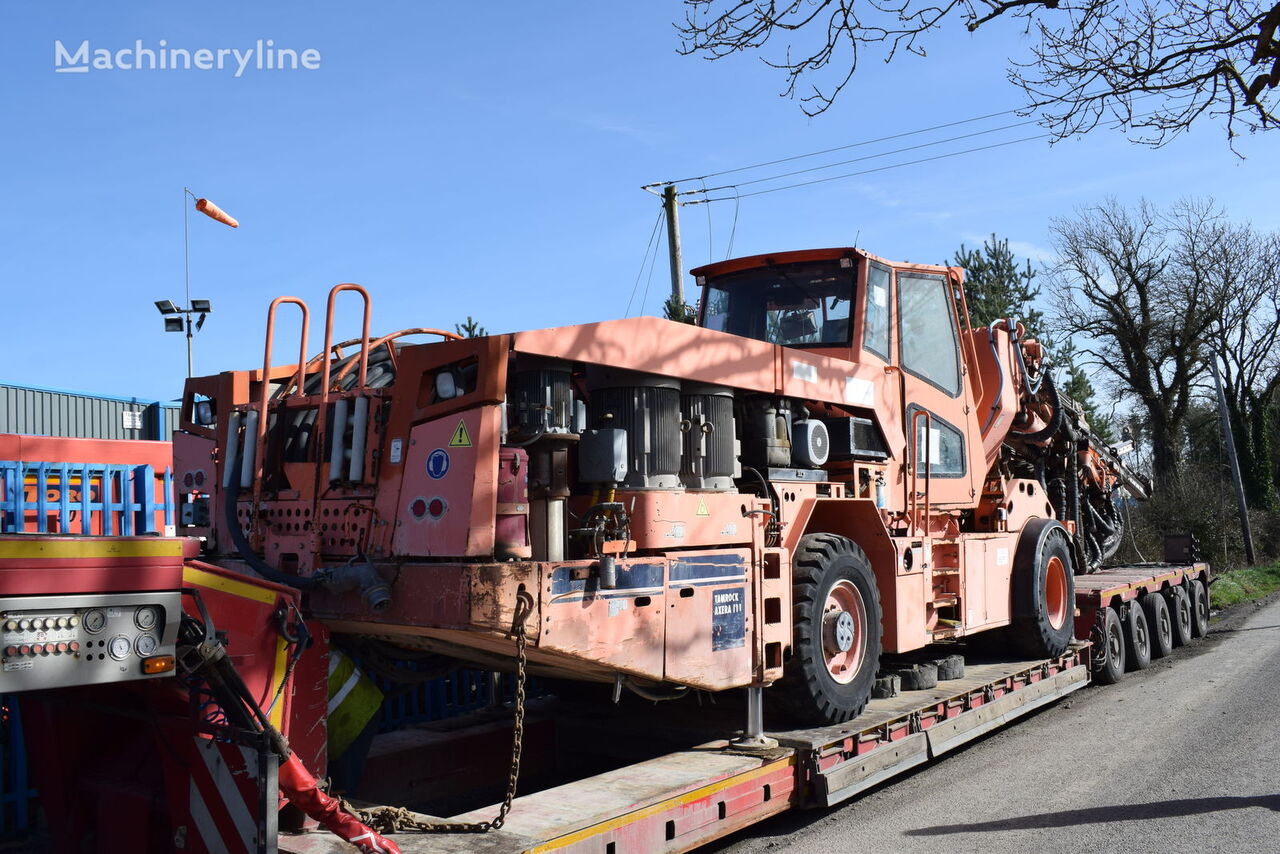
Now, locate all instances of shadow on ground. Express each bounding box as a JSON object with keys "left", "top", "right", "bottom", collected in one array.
[{"left": 904, "top": 795, "right": 1280, "bottom": 835}]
